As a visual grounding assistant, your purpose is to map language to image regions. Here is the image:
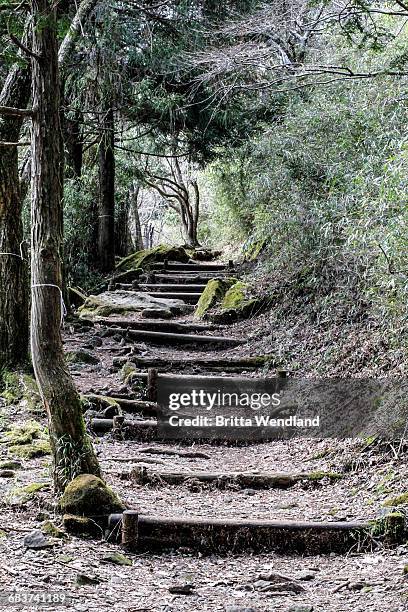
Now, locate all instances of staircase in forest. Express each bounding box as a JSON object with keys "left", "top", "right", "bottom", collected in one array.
[{"left": 78, "top": 257, "right": 397, "bottom": 559}]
